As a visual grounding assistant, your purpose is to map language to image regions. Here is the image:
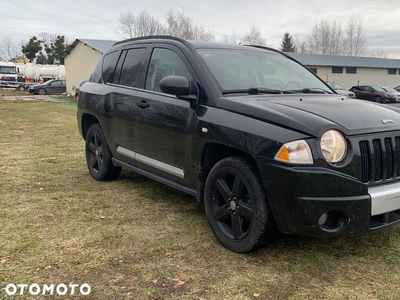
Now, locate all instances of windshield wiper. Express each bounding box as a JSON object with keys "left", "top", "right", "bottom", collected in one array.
[
  {"left": 287, "top": 88, "right": 333, "bottom": 94},
  {"left": 223, "top": 87, "right": 291, "bottom": 95}
]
